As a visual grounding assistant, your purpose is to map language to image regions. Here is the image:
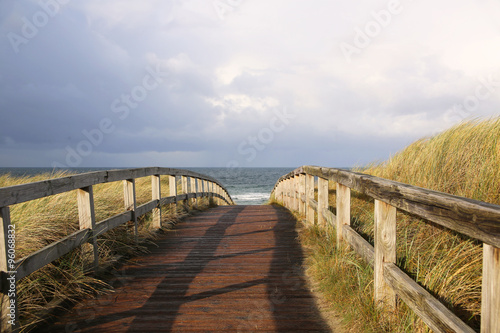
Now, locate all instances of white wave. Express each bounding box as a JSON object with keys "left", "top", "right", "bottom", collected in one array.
[{"left": 232, "top": 192, "right": 270, "bottom": 203}]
